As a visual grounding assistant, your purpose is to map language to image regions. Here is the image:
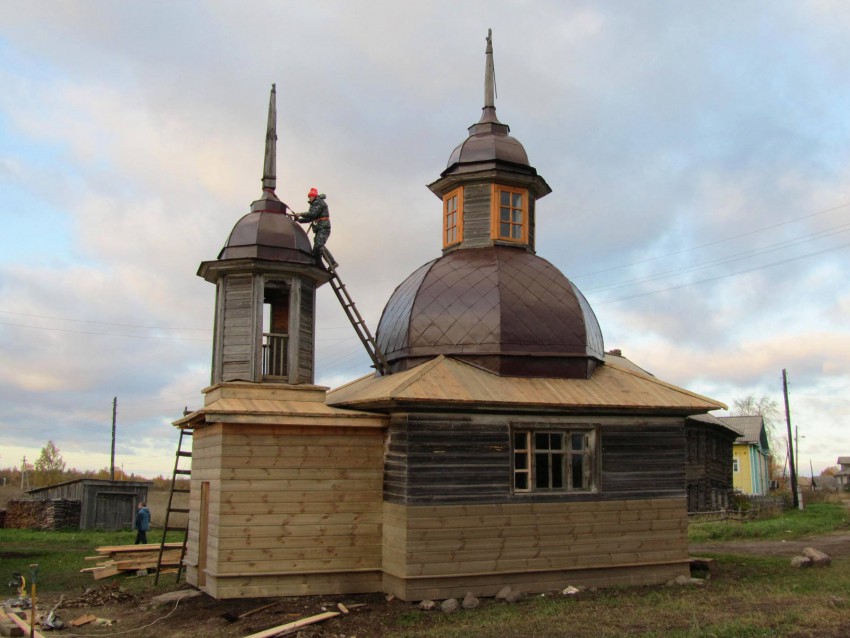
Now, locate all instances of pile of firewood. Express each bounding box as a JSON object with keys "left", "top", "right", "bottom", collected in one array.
[
  {"left": 81, "top": 543, "right": 184, "bottom": 580},
  {"left": 5, "top": 499, "right": 81, "bottom": 530}
]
